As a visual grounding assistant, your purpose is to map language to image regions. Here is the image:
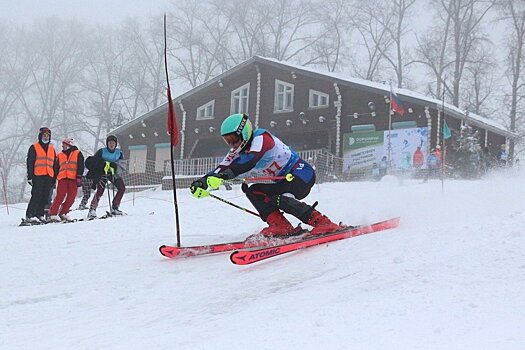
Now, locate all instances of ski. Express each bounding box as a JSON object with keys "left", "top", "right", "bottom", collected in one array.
[
  {"left": 159, "top": 240, "right": 270, "bottom": 259},
  {"left": 159, "top": 230, "right": 309, "bottom": 259},
  {"left": 230, "top": 217, "right": 400, "bottom": 265}
]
